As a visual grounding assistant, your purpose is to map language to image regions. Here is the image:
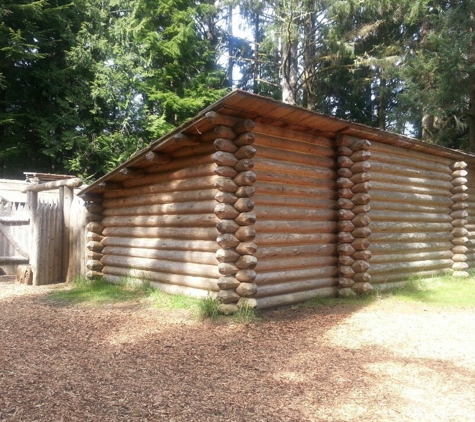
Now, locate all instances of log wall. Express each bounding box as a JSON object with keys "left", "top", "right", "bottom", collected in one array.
[
  {"left": 252, "top": 125, "right": 339, "bottom": 308},
  {"left": 367, "top": 141, "right": 455, "bottom": 286},
  {"left": 90, "top": 148, "right": 222, "bottom": 297},
  {"left": 464, "top": 164, "right": 475, "bottom": 269}
]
